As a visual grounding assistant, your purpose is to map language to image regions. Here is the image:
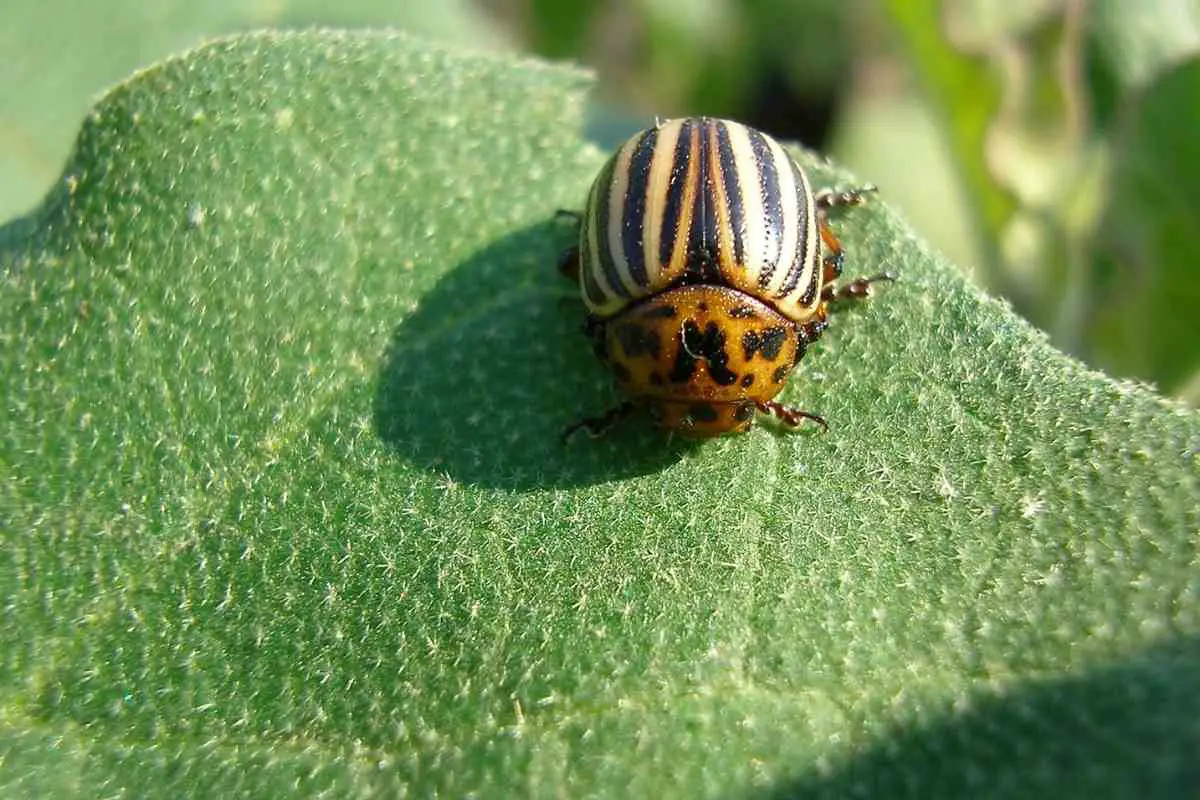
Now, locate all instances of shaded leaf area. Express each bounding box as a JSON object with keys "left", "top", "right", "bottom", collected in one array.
[
  {"left": 374, "top": 219, "right": 700, "bottom": 488},
  {"left": 774, "top": 636, "right": 1200, "bottom": 799},
  {"left": 2, "top": 30, "right": 1199, "bottom": 798}
]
